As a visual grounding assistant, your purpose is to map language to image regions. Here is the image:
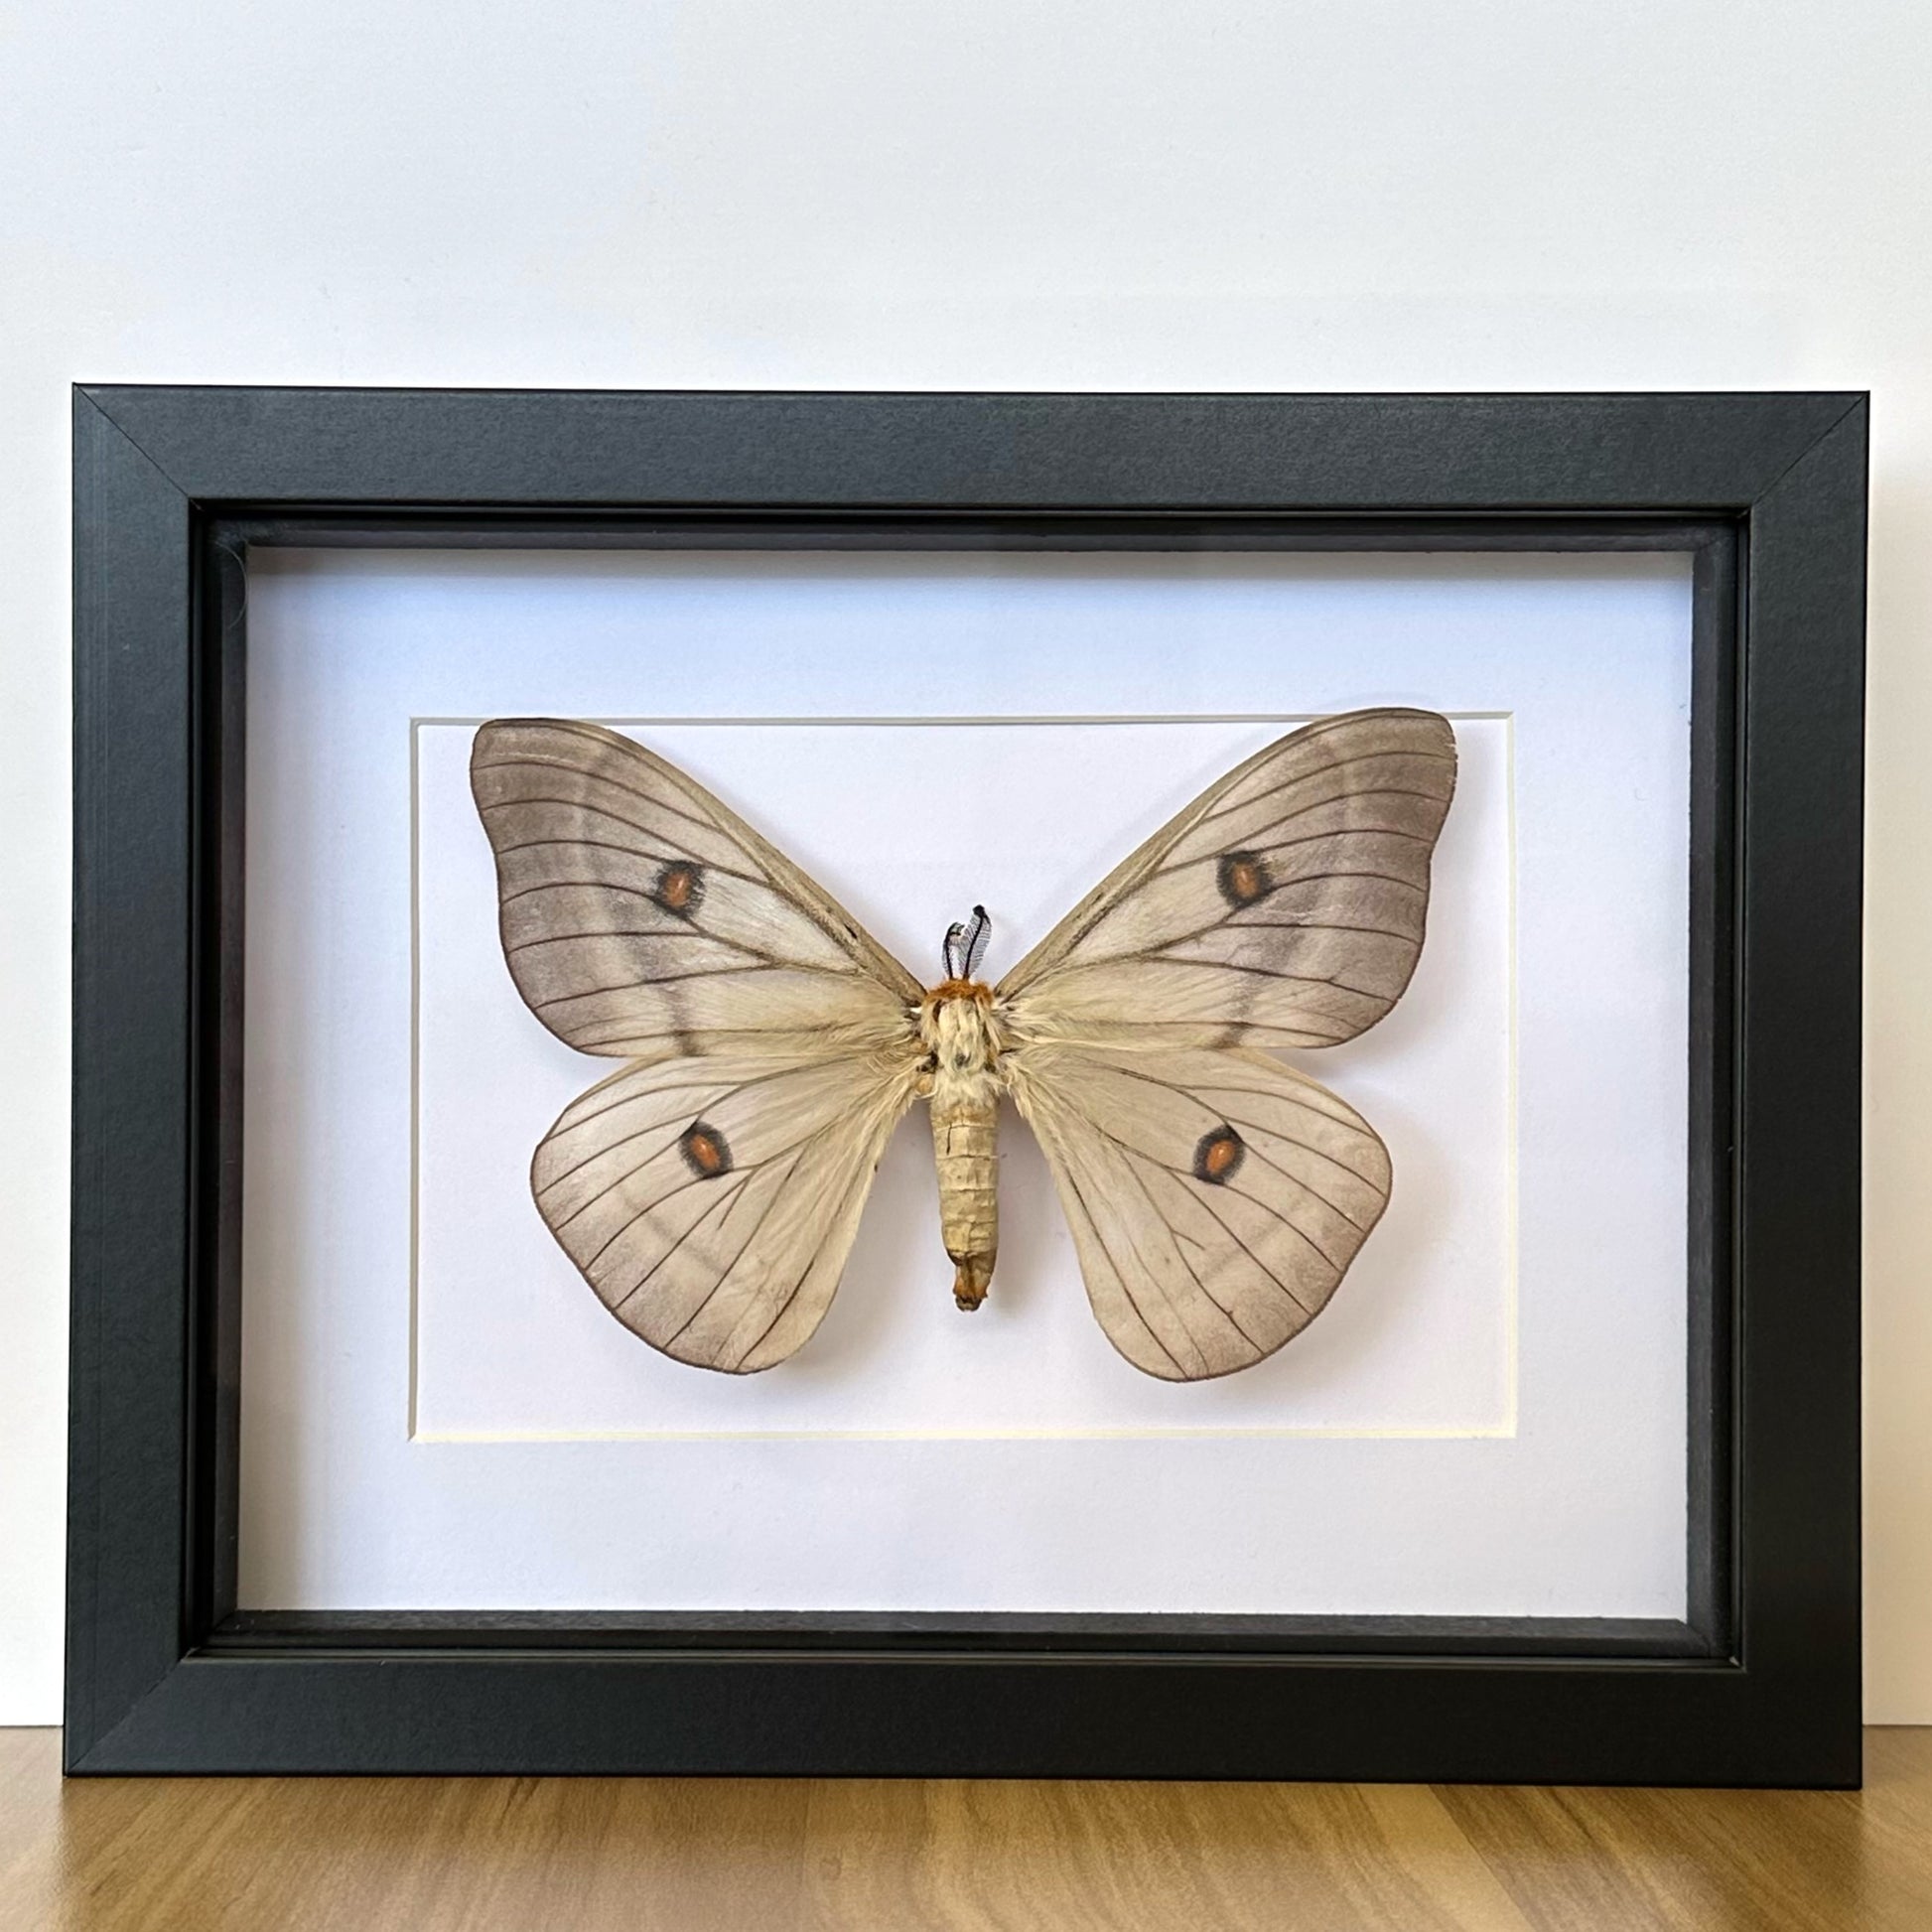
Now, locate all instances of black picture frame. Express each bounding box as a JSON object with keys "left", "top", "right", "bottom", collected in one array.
[{"left": 67, "top": 387, "right": 1865, "bottom": 1783}]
